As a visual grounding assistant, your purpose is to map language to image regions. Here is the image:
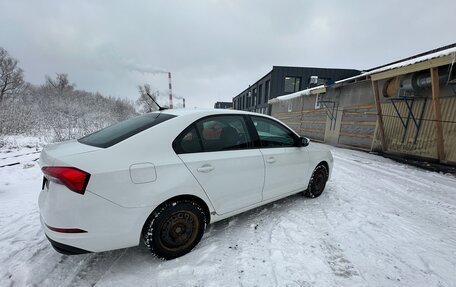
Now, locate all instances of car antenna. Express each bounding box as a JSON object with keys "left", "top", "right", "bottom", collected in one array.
[{"left": 146, "top": 92, "right": 168, "bottom": 111}]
